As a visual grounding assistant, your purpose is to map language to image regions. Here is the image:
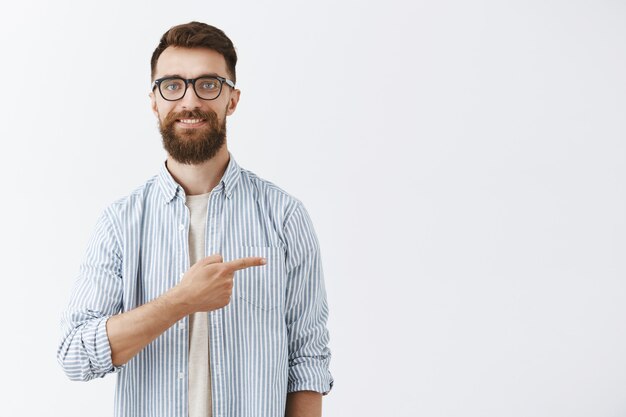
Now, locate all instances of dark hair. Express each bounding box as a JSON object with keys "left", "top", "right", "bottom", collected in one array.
[{"left": 150, "top": 22, "right": 237, "bottom": 83}]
